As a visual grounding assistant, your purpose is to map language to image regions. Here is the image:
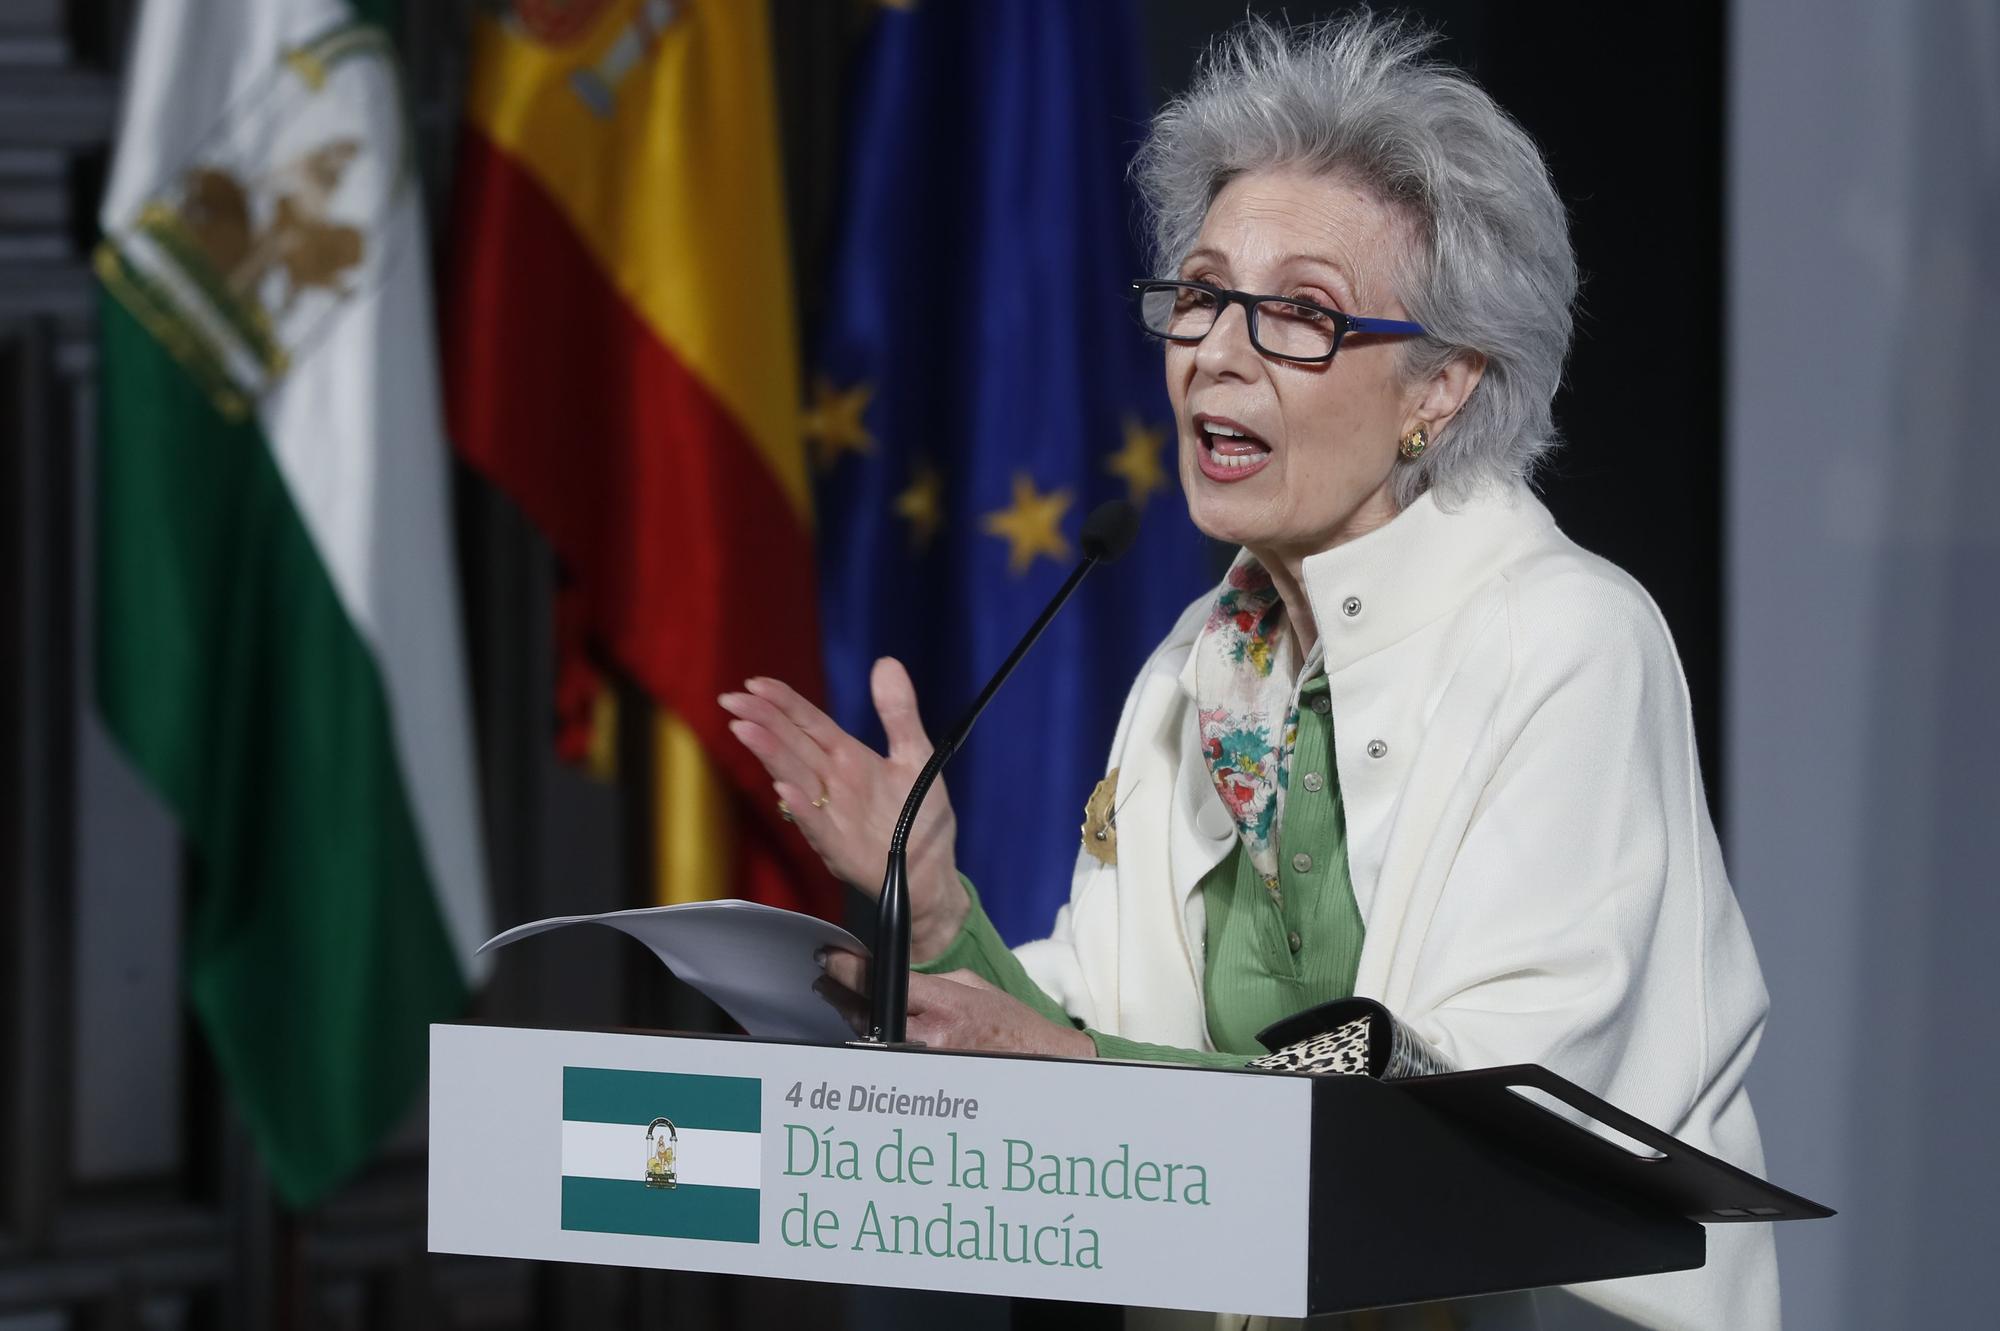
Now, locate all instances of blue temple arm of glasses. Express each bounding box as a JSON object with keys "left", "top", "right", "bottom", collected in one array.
[{"left": 1346, "top": 315, "right": 1426, "bottom": 336}]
